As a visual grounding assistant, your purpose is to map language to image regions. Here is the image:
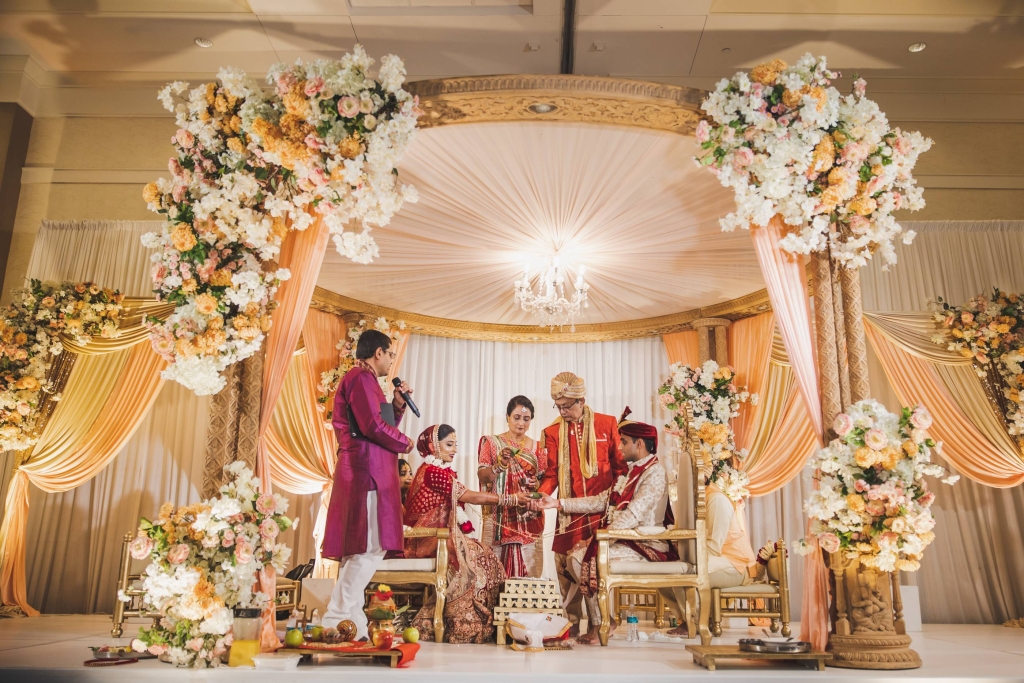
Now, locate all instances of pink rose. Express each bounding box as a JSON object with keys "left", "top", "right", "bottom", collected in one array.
[
  {"left": 818, "top": 532, "right": 840, "bottom": 554},
  {"left": 275, "top": 71, "right": 296, "bottom": 96},
  {"left": 338, "top": 96, "right": 360, "bottom": 118},
  {"left": 695, "top": 120, "right": 710, "bottom": 144},
  {"left": 168, "top": 158, "right": 183, "bottom": 176},
  {"left": 129, "top": 536, "right": 154, "bottom": 560},
  {"left": 961, "top": 312, "right": 974, "bottom": 324},
  {"left": 854, "top": 479, "right": 868, "bottom": 493},
  {"left": 833, "top": 413, "right": 854, "bottom": 437},
  {"left": 303, "top": 134, "right": 323, "bottom": 151},
  {"left": 848, "top": 215, "right": 869, "bottom": 235},
  {"left": 909, "top": 406, "right": 933, "bottom": 430},
  {"left": 303, "top": 76, "right": 325, "bottom": 97},
  {"left": 148, "top": 644, "right": 167, "bottom": 656},
  {"left": 866, "top": 486, "right": 882, "bottom": 501},
  {"left": 864, "top": 428, "right": 887, "bottom": 450},
  {"left": 260, "top": 518, "right": 279, "bottom": 540},
  {"left": 221, "top": 529, "right": 235, "bottom": 548},
  {"left": 234, "top": 540, "right": 254, "bottom": 565},
  {"left": 732, "top": 147, "right": 754, "bottom": 168},
  {"left": 172, "top": 184, "right": 187, "bottom": 203},
  {"left": 865, "top": 500, "right": 886, "bottom": 517},
  {"left": 187, "top": 637, "right": 205, "bottom": 652},
  {"left": 918, "top": 491, "right": 935, "bottom": 508},
  {"left": 256, "top": 493, "right": 276, "bottom": 516},
  {"left": 167, "top": 543, "right": 190, "bottom": 564},
  {"left": 853, "top": 77, "right": 867, "bottom": 98},
  {"left": 359, "top": 96, "right": 374, "bottom": 114},
  {"left": 658, "top": 393, "right": 674, "bottom": 407},
  {"left": 175, "top": 129, "right": 195, "bottom": 149},
  {"left": 16, "top": 402, "right": 30, "bottom": 416}
]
